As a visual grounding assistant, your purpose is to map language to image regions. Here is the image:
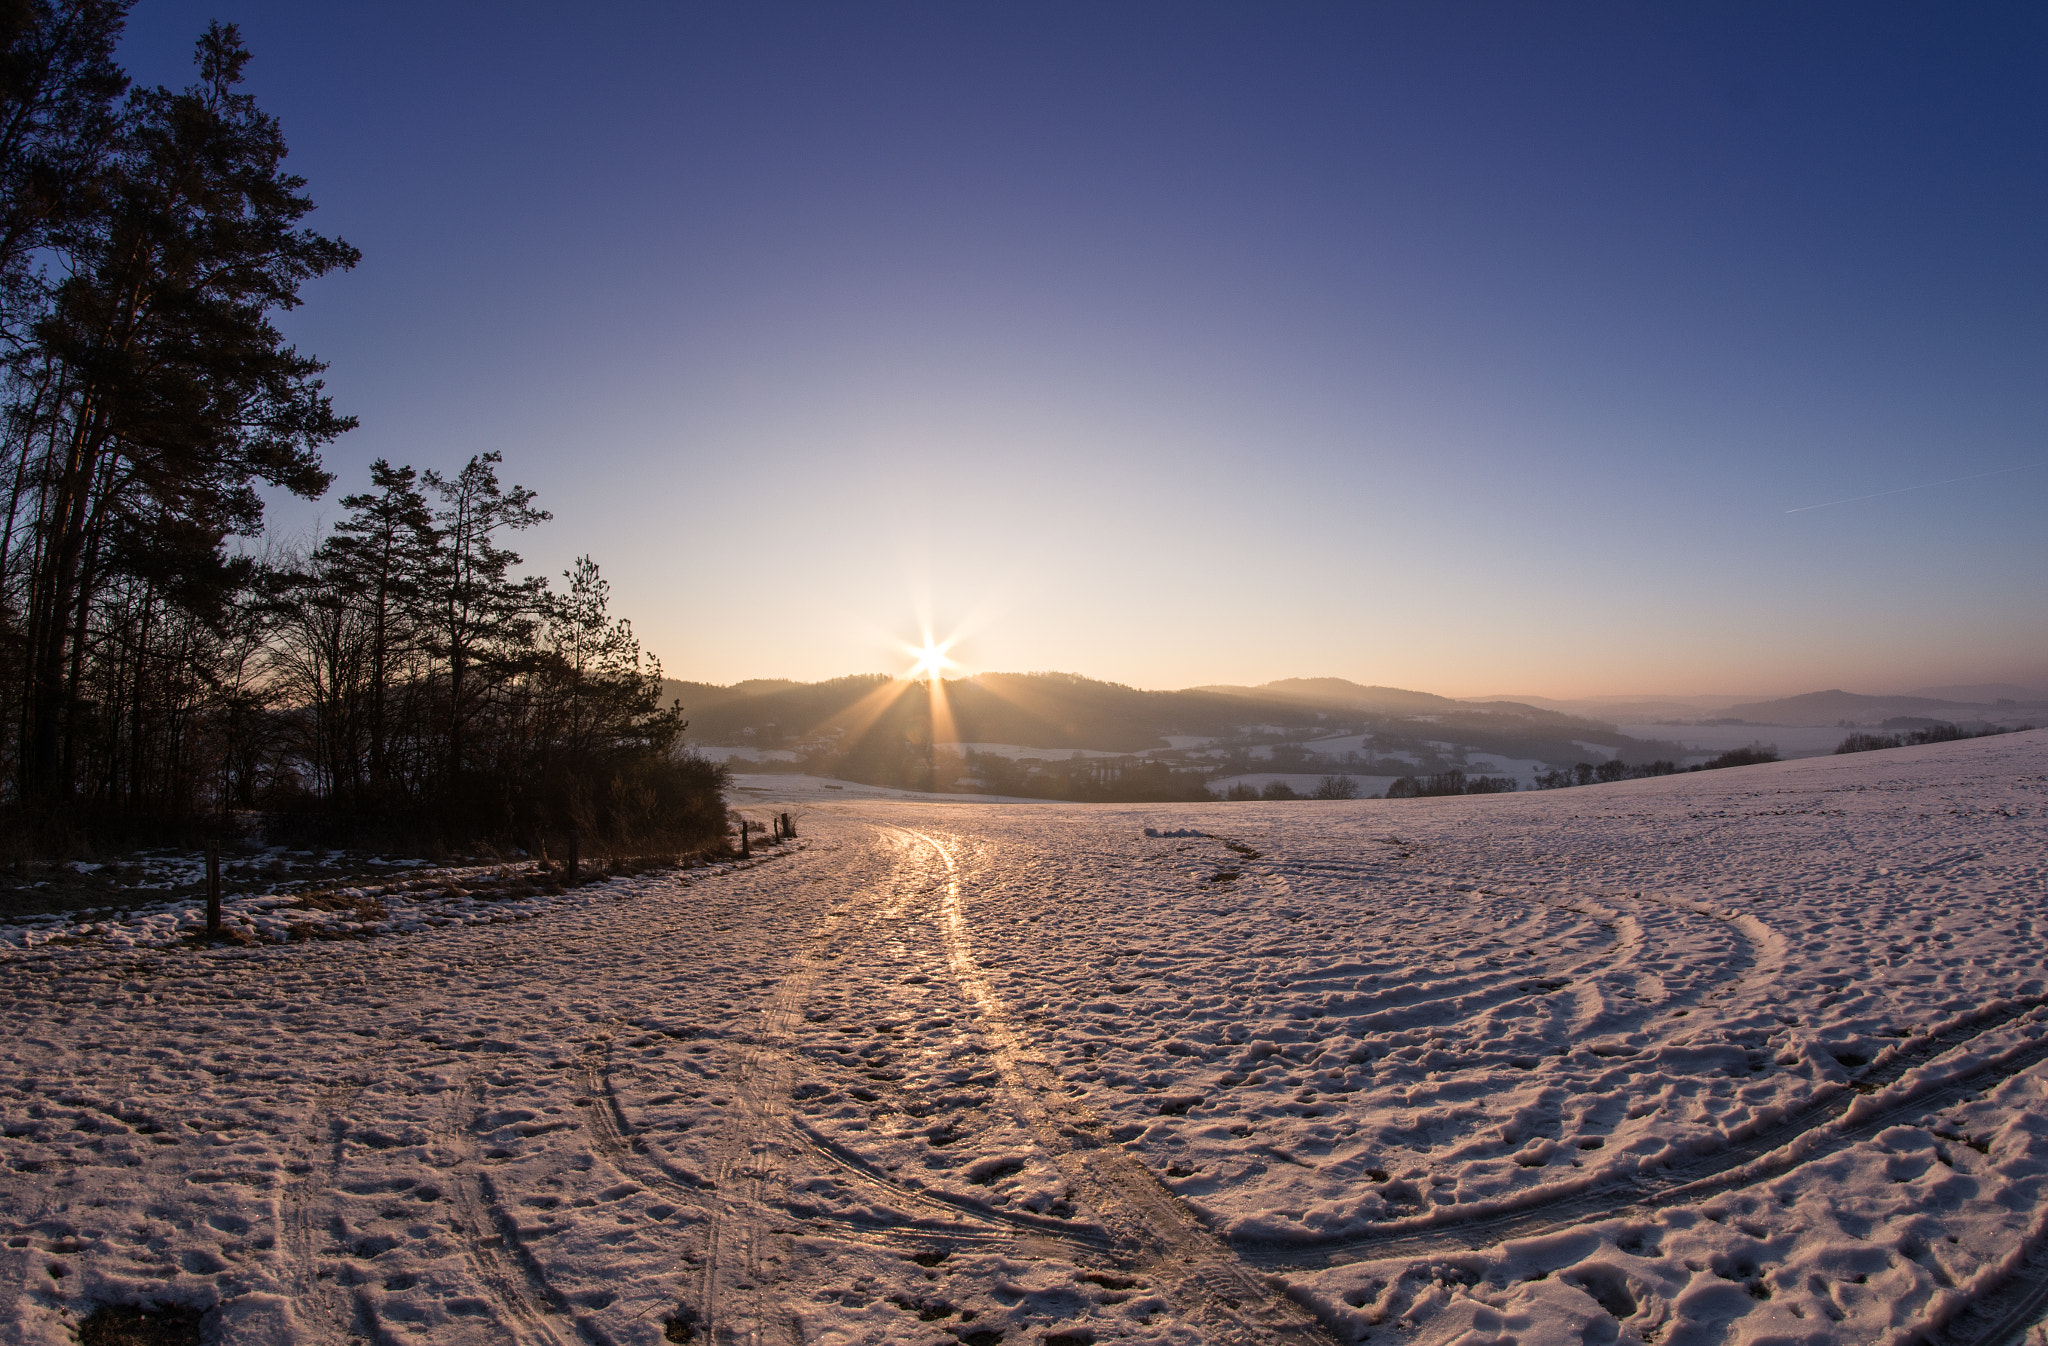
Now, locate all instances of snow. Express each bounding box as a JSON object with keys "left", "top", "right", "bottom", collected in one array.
[
  {"left": 726, "top": 772, "right": 1049, "bottom": 804},
  {"left": 2, "top": 731, "right": 2044, "bottom": 1344},
  {"left": 0, "top": 861, "right": 676, "bottom": 951},
  {"left": 685, "top": 744, "right": 803, "bottom": 763}
]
